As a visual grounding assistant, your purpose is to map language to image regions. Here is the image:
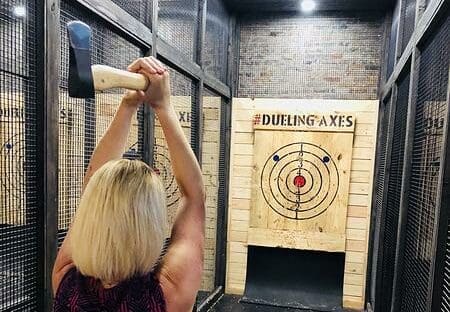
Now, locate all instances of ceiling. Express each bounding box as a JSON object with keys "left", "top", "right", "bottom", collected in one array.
[{"left": 223, "top": 0, "right": 395, "bottom": 13}]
